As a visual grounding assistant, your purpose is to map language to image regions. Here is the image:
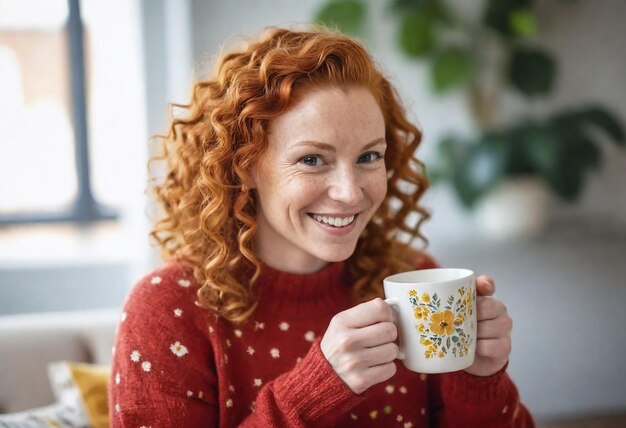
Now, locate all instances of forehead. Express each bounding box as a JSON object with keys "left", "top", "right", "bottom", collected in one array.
[{"left": 267, "top": 85, "right": 385, "bottom": 148}]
